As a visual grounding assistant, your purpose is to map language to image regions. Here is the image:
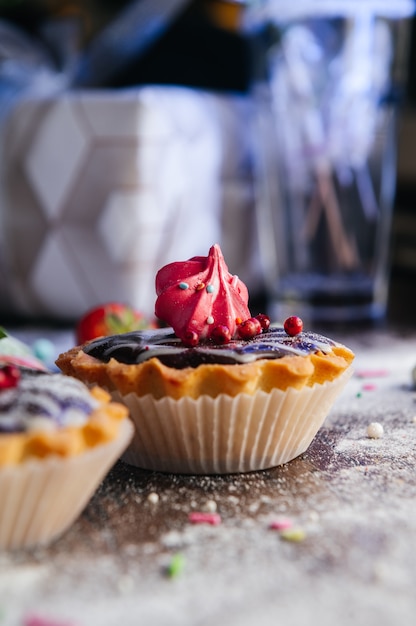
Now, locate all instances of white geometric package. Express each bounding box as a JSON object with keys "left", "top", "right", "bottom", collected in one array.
[{"left": 0, "top": 86, "right": 248, "bottom": 320}]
